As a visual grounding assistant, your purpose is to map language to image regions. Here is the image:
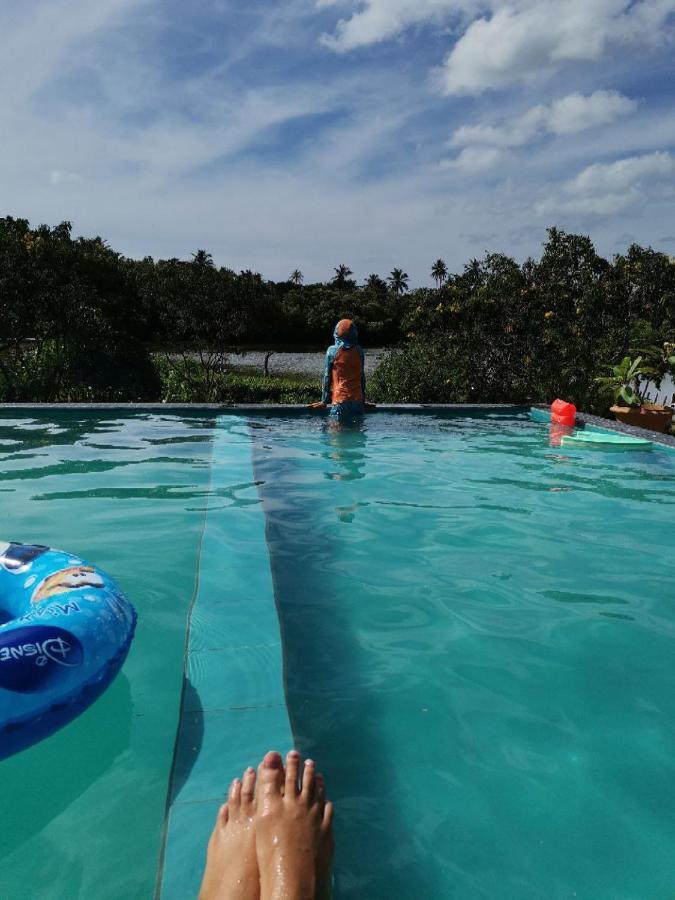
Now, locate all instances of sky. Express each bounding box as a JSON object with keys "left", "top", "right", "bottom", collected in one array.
[{"left": 2, "top": 0, "right": 675, "bottom": 285}]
